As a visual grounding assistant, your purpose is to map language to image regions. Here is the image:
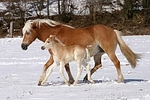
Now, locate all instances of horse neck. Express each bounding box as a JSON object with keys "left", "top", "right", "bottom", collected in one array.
[{"left": 37, "top": 26, "right": 60, "bottom": 42}]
